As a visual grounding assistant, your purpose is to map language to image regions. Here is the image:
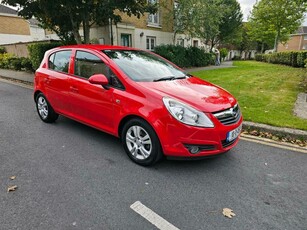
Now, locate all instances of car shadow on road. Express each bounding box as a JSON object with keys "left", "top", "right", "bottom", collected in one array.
[{"left": 52, "top": 116, "right": 237, "bottom": 172}]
